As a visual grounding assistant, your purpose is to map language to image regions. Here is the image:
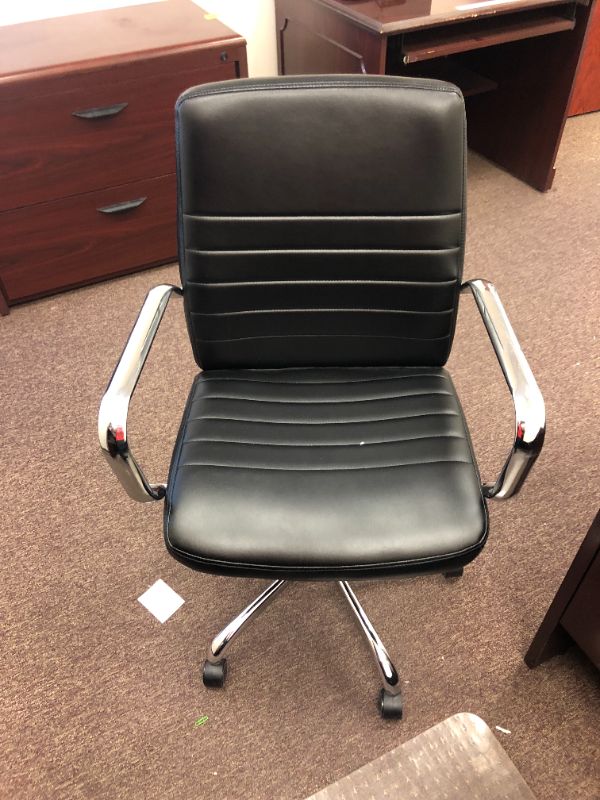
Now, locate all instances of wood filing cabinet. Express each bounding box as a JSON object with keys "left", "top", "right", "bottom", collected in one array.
[{"left": 0, "top": 0, "right": 247, "bottom": 313}]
